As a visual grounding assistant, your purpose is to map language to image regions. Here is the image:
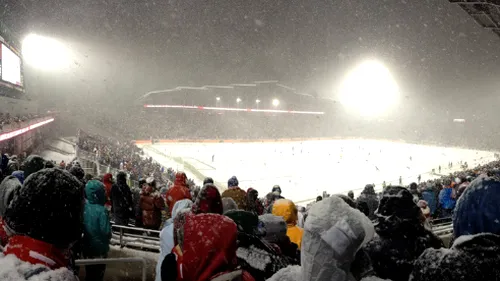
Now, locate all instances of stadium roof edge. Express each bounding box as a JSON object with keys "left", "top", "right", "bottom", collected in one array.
[{"left": 449, "top": 0, "right": 500, "bottom": 38}]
